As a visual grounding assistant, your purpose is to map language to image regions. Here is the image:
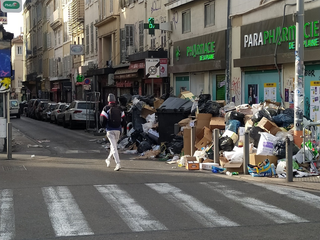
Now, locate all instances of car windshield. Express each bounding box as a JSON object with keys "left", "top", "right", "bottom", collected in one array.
[
  {"left": 10, "top": 101, "right": 19, "bottom": 107},
  {"left": 78, "top": 102, "right": 95, "bottom": 109},
  {"left": 50, "top": 104, "right": 57, "bottom": 110}
]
